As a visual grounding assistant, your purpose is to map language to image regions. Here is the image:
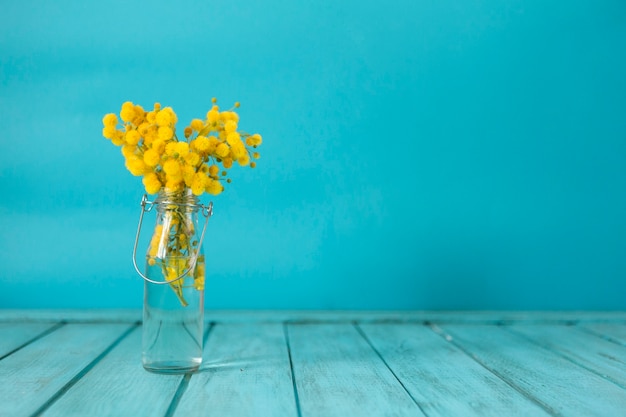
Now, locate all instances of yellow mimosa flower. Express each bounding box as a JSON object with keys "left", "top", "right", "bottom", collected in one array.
[
  {"left": 125, "top": 130, "right": 140, "bottom": 145},
  {"left": 165, "top": 141, "right": 178, "bottom": 156},
  {"left": 182, "top": 165, "right": 196, "bottom": 187},
  {"left": 208, "top": 165, "right": 219, "bottom": 177},
  {"left": 156, "top": 109, "right": 173, "bottom": 127},
  {"left": 207, "top": 108, "right": 220, "bottom": 124},
  {"left": 102, "top": 126, "right": 117, "bottom": 139},
  {"left": 142, "top": 172, "right": 162, "bottom": 194},
  {"left": 125, "top": 156, "right": 146, "bottom": 176},
  {"left": 191, "top": 136, "right": 210, "bottom": 152},
  {"left": 190, "top": 118, "right": 204, "bottom": 131},
  {"left": 237, "top": 152, "right": 250, "bottom": 167},
  {"left": 158, "top": 126, "right": 174, "bottom": 141},
  {"left": 102, "top": 113, "right": 118, "bottom": 127},
  {"left": 163, "top": 159, "right": 181, "bottom": 176},
  {"left": 111, "top": 131, "right": 125, "bottom": 146},
  {"left": 224, "top": 120, "right": 238, "bottom": 133},
  {"left": 220, "top": 111, "right": 239, "bottom": 123},
  {"left": 226, "top": 132, "right": 241, "bottom": 146},
  {"left": 143, "top": 149, "right": 160, "bottom": 167},
  {"left": 205, "top": 178, "right": 223, "bottom": 195},
  {"left": 191, "top": 173, "right": 207, "bottom": 196},
  {"left": 151, "top": 139, "right": 166, "bottom": 155},
  {"left": 215, "top": 143, "right": 230, "bottom": 158},
  {"left": 247, "top": 133, "right": 263, "bottom": 146},
  {"left": 165, "top": 178, "right": 184, "bottom": 192},
  {"left": 121, "top": 145, "right": 137, "bottom": 159},
  {"left": 184, "top": 152, "right": 200, "bottom": 167},
  {"left": 137, "top": 122, "right": 151, "bottom": 137},
  {"left": 132, "top": 105, "right": 145, "bottom": 125},
  {"left": 174, "top": 141, "right": 189, "bottom": 156},
  {"left": 120, "top": 101, "right": 135, "bottom": 123}
]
